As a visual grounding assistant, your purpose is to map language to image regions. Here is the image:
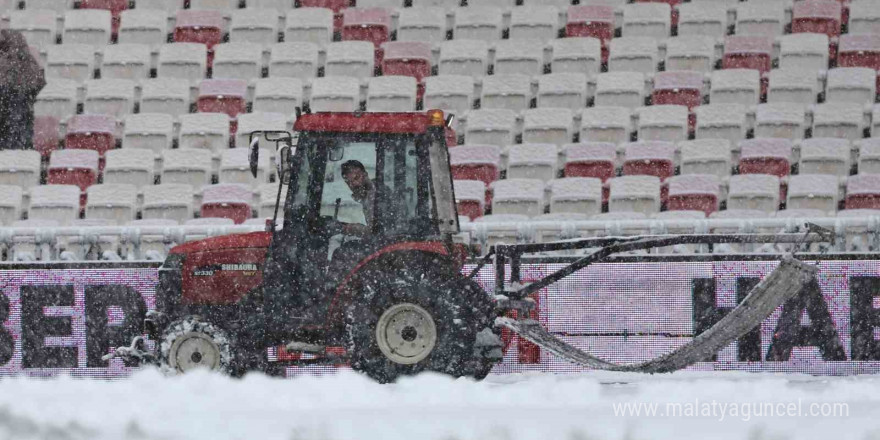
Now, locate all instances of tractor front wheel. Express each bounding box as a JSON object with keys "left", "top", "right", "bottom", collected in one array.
[{"left": 159, "top": 316, "right": 234, "bottom": 375}]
